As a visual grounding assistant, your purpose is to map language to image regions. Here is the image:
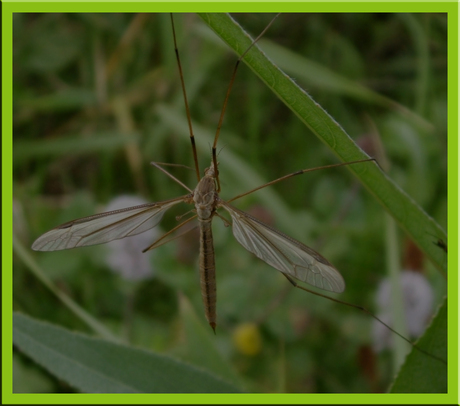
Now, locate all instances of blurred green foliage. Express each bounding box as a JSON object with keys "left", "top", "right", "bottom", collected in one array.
[{"left": 13, "top": 13, "right": 447, "bottom": 393}]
